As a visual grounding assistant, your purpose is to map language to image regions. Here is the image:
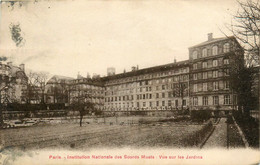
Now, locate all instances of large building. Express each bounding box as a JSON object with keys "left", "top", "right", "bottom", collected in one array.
[
  {"left": 103, "top": 60, "right": 190, "bottom": 111},
  {"left": 12, "top": 34, "right": 248, "bottom": 113},
  {"left": 188, "top": 33, "right": 244, "bottom": 112}
]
